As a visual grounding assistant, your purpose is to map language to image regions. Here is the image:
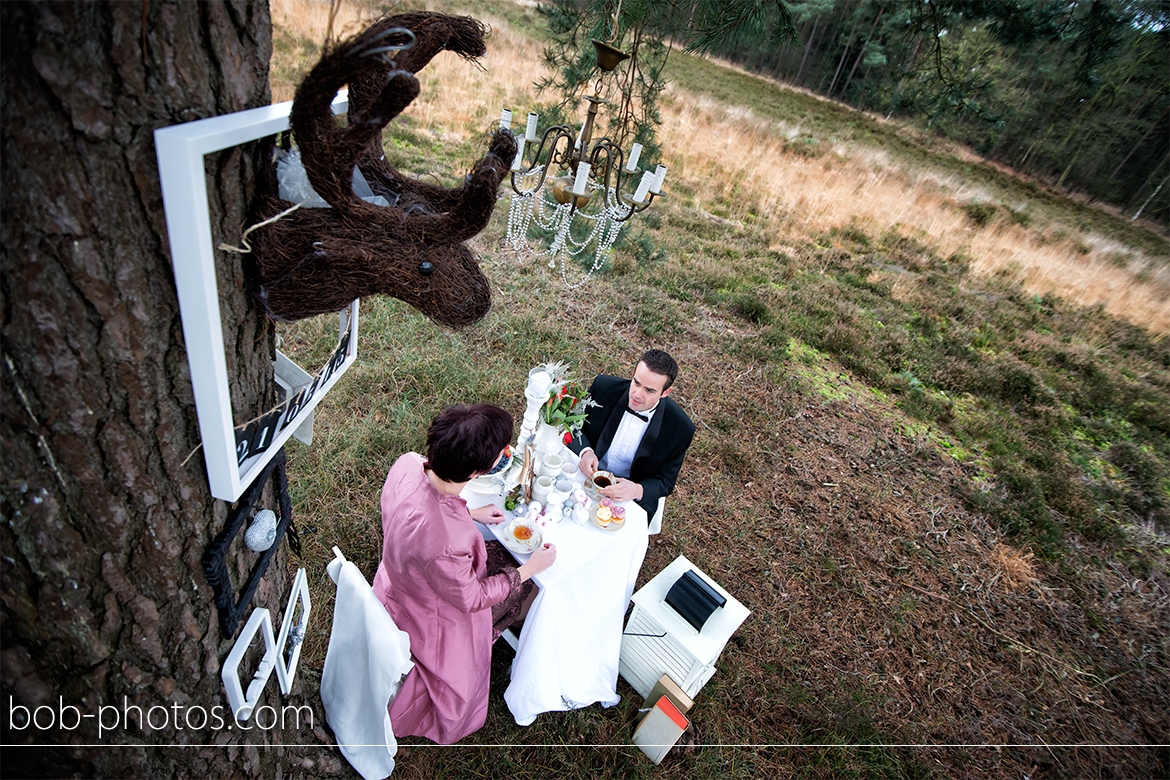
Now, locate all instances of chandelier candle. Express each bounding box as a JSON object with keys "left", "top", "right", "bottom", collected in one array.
[
  {"left": 572, "top": 162, "right": 592, "bottom": 197},
  {"left": 525, "top": 112, "right": 539, "bottom": 142},
  {"left": 499, "top": 108, "right": 513, "bottom": 131},
  {"left": 633, "top": 171, "right": 653, "bottom": 203},
  {"left": 650, "top": 164, "right": 668, "bottom": 195},
  {"left": 624, "top": 143, "right": 643, "bottom": 172},
  {"left": 511, "top": 138, "right": 526, "bottom": 172}
]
